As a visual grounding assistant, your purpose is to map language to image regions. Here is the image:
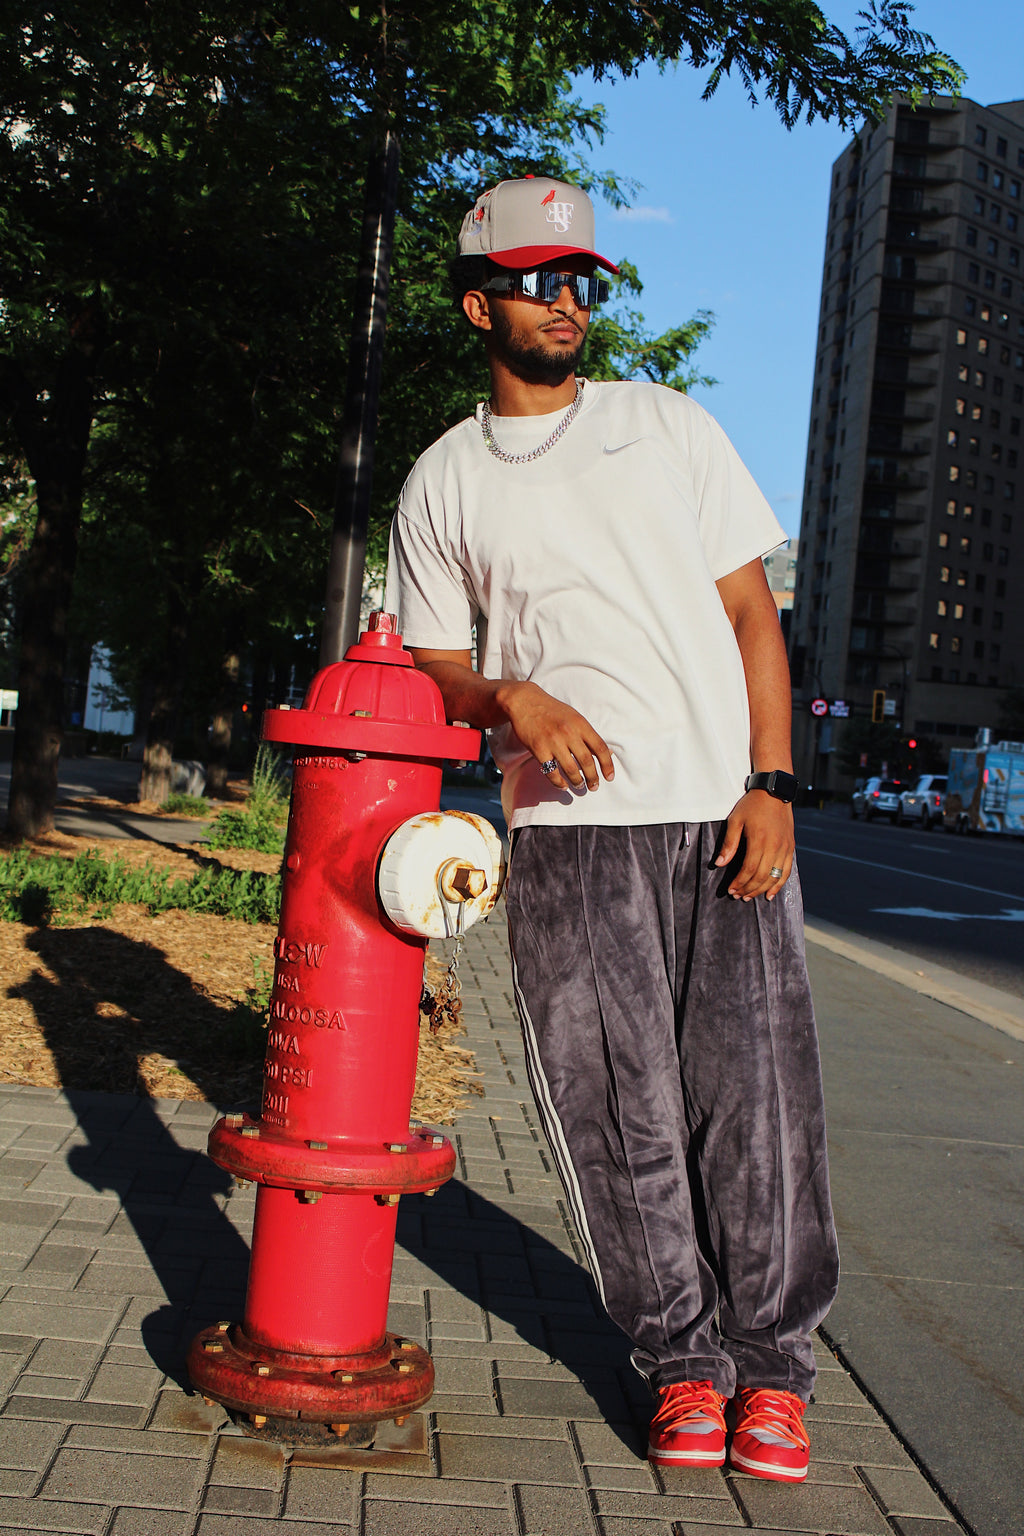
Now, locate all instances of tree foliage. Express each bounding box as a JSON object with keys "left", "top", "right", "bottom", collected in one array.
[{"left": 1, "top": 0, "right": 963, "bottom": 834}]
